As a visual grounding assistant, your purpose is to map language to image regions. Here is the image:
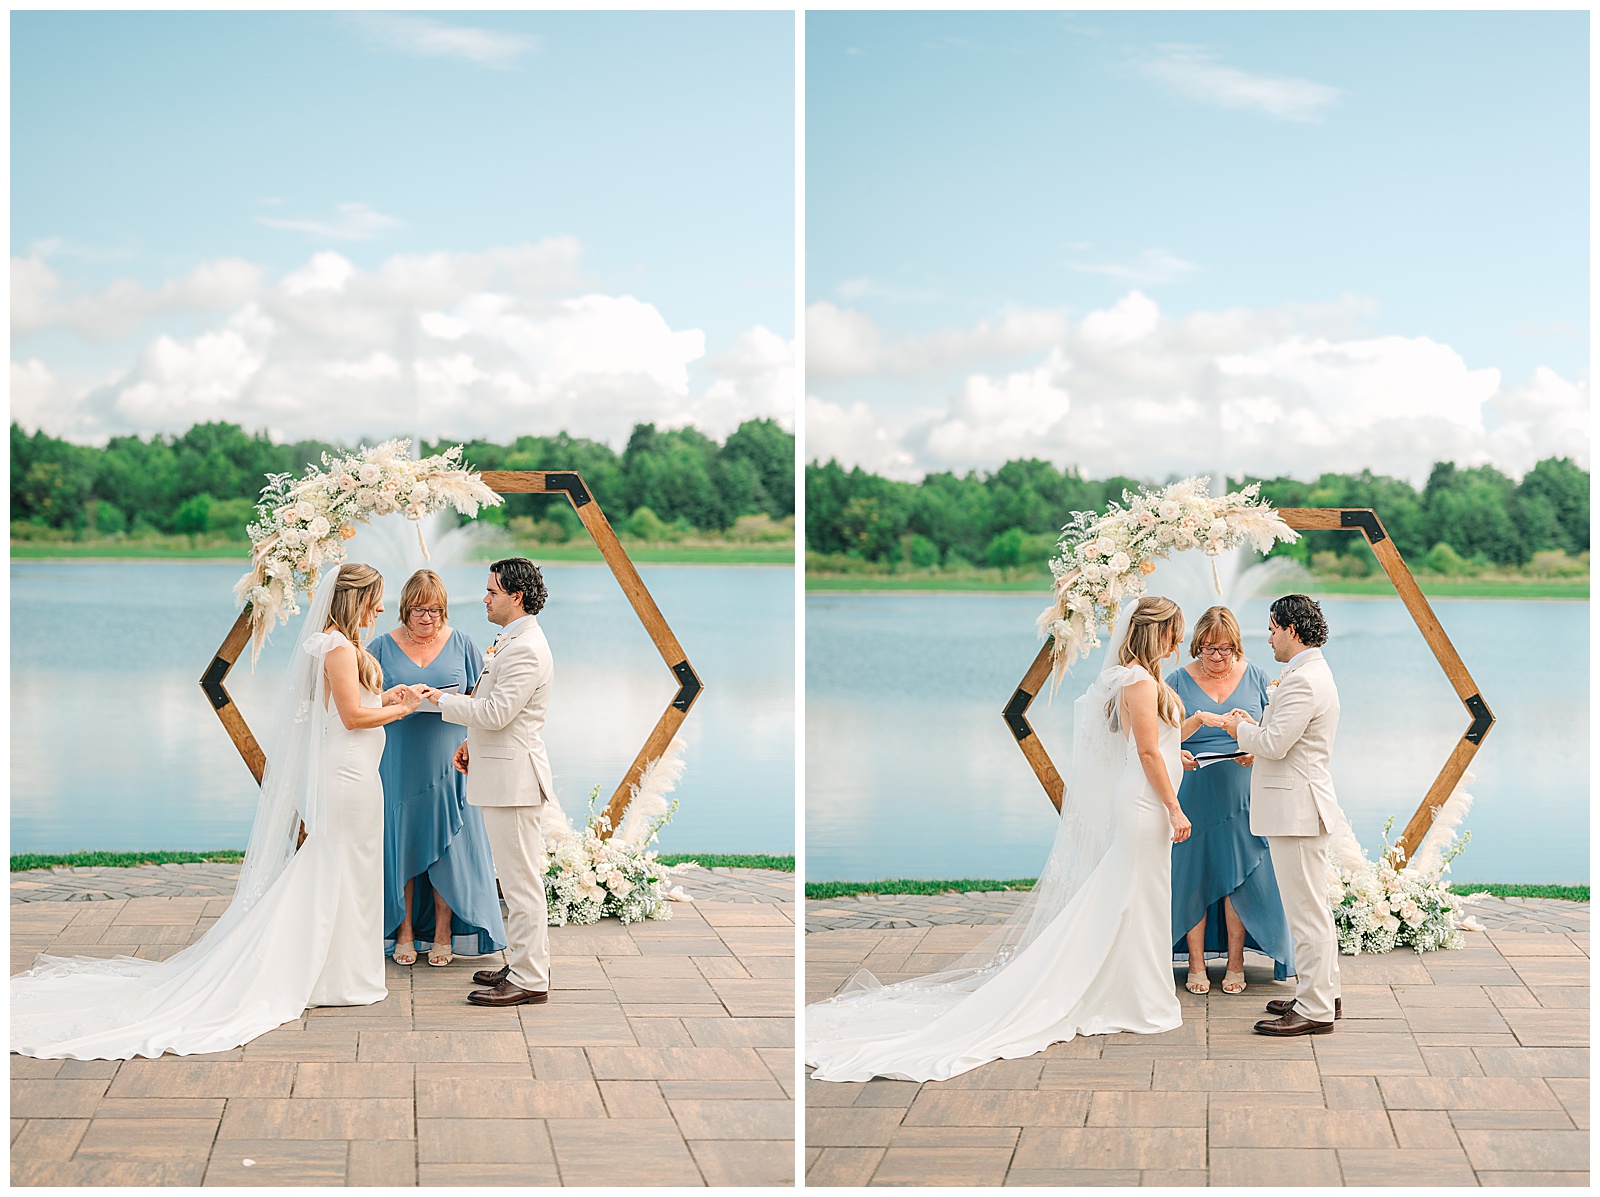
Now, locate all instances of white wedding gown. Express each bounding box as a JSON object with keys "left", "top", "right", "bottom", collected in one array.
[
  {"left": 806, "top": 685, "right": 1184, "bottom": 1083},
  {"left": 11, "top": 633, "right": 386, "bottom": 1060}
]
